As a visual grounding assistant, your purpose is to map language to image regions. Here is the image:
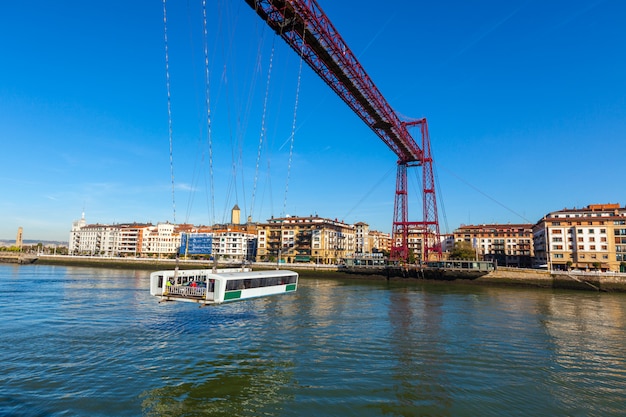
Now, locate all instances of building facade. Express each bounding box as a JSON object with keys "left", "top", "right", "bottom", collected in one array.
[
  {"left": 140, "top": 223, "right": 179, "bottom": 256},
  {"left": 354, "top": 222, "right": 370, "bottom": 254},
  {"left": 453, "top": 223, "right": 534, "bottom": 267},
  {"left": 256, "top": 215, "right": 356, "bottom": 264},
  {"left": 69, "top": 211, "right": 389, "bottom": 264},
  {"left": 69, "top": 214, "right": 178, "bottom": 257},
  {"left": 212, "top": 231, "right": 256, "bottom": 262},
  {"left": 533, "top": 203, "right": 626, "bottom": 272},
  {"left": 369, "top": 229, "right": 391, "bottom": 254}
]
